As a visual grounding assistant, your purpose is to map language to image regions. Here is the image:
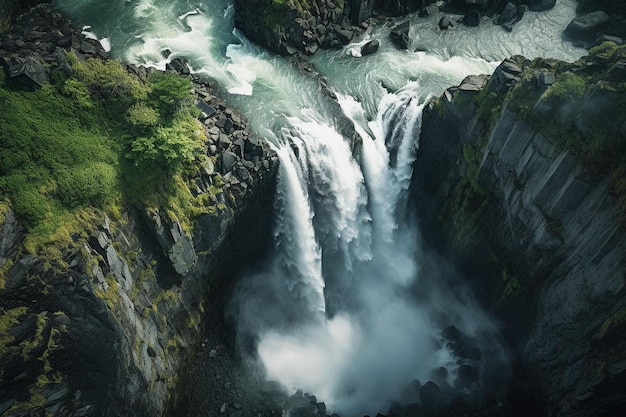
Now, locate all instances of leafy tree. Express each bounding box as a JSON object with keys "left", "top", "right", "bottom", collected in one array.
[
  {"left": 148, "top": 72, "right": 193, "bottom": 119},
  {"left": 126, "top": 115, "right": 205, "bottom": 173},
  {"left": 126, "top": 104, "right": 159, "bottom": 128}
]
